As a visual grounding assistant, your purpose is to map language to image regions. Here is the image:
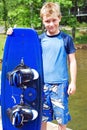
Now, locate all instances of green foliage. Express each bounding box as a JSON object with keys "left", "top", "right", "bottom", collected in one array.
[
  {"left": 0, "top": 34, "right": 6, "bottom": 59},
  {"left": 0, "top": 0, "right": 42, "bottom": 30},
  {"left": 46, "top": 0, "right": 72, "bottom": 7},
  {"left": 7, "top": 0, "right": 43, "bottom": 28},
  {"left": 0, "top": 0, "right": 87, "bottom": 31},
  {"left": 61, "top": 15, "right": 77, "bottom": 28},
  {"left": 66, "top": 16, "right": 77, "bottom": 27}
]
